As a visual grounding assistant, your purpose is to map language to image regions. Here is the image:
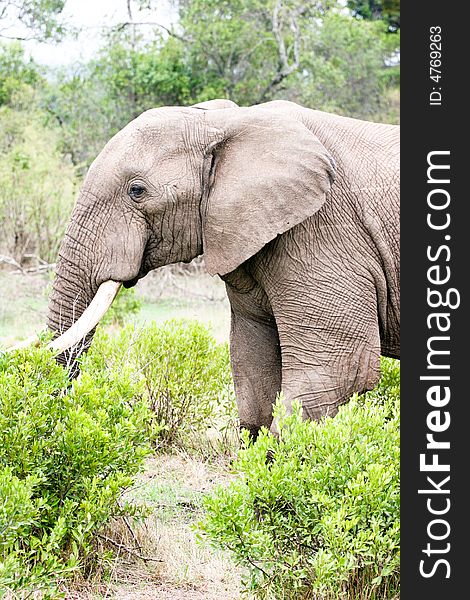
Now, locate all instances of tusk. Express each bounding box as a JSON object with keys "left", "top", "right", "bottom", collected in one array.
[{"left": 47, "top": 280, "right": 121, "bottom": 354}]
